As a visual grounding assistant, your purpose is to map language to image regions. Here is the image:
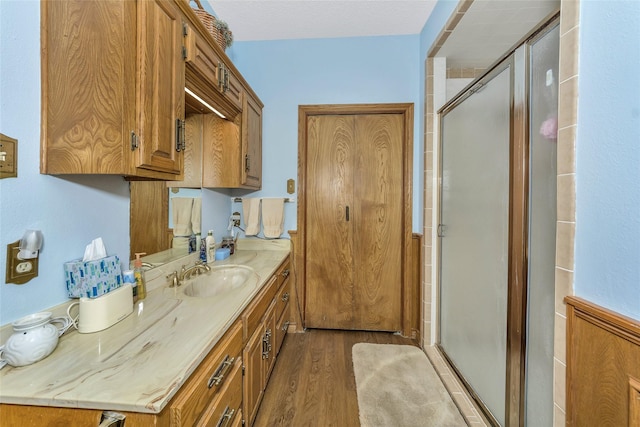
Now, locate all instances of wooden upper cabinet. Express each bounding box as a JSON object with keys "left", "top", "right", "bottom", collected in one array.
[
  {"left": 198, "top": 91, "right": 262, "bottom": 190},
  {"left": 184, "top": 22, "right": 242, "bottom": 120},
  {"left": 135, "top": 0, "right": 185, "bottom": 176},
  {"left": 241, "top": 92, "right": 263, "bottom": 189},
  {"left": 41, "top": 0, "right": 185, "bottom": 180}
]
